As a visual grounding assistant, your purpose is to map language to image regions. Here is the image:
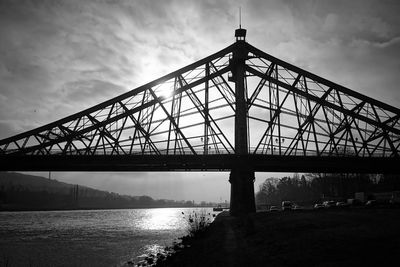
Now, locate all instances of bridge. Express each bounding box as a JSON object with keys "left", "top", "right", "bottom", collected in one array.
[{"left": 1, "top": 28, "right": 400, "bottom": 215}]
